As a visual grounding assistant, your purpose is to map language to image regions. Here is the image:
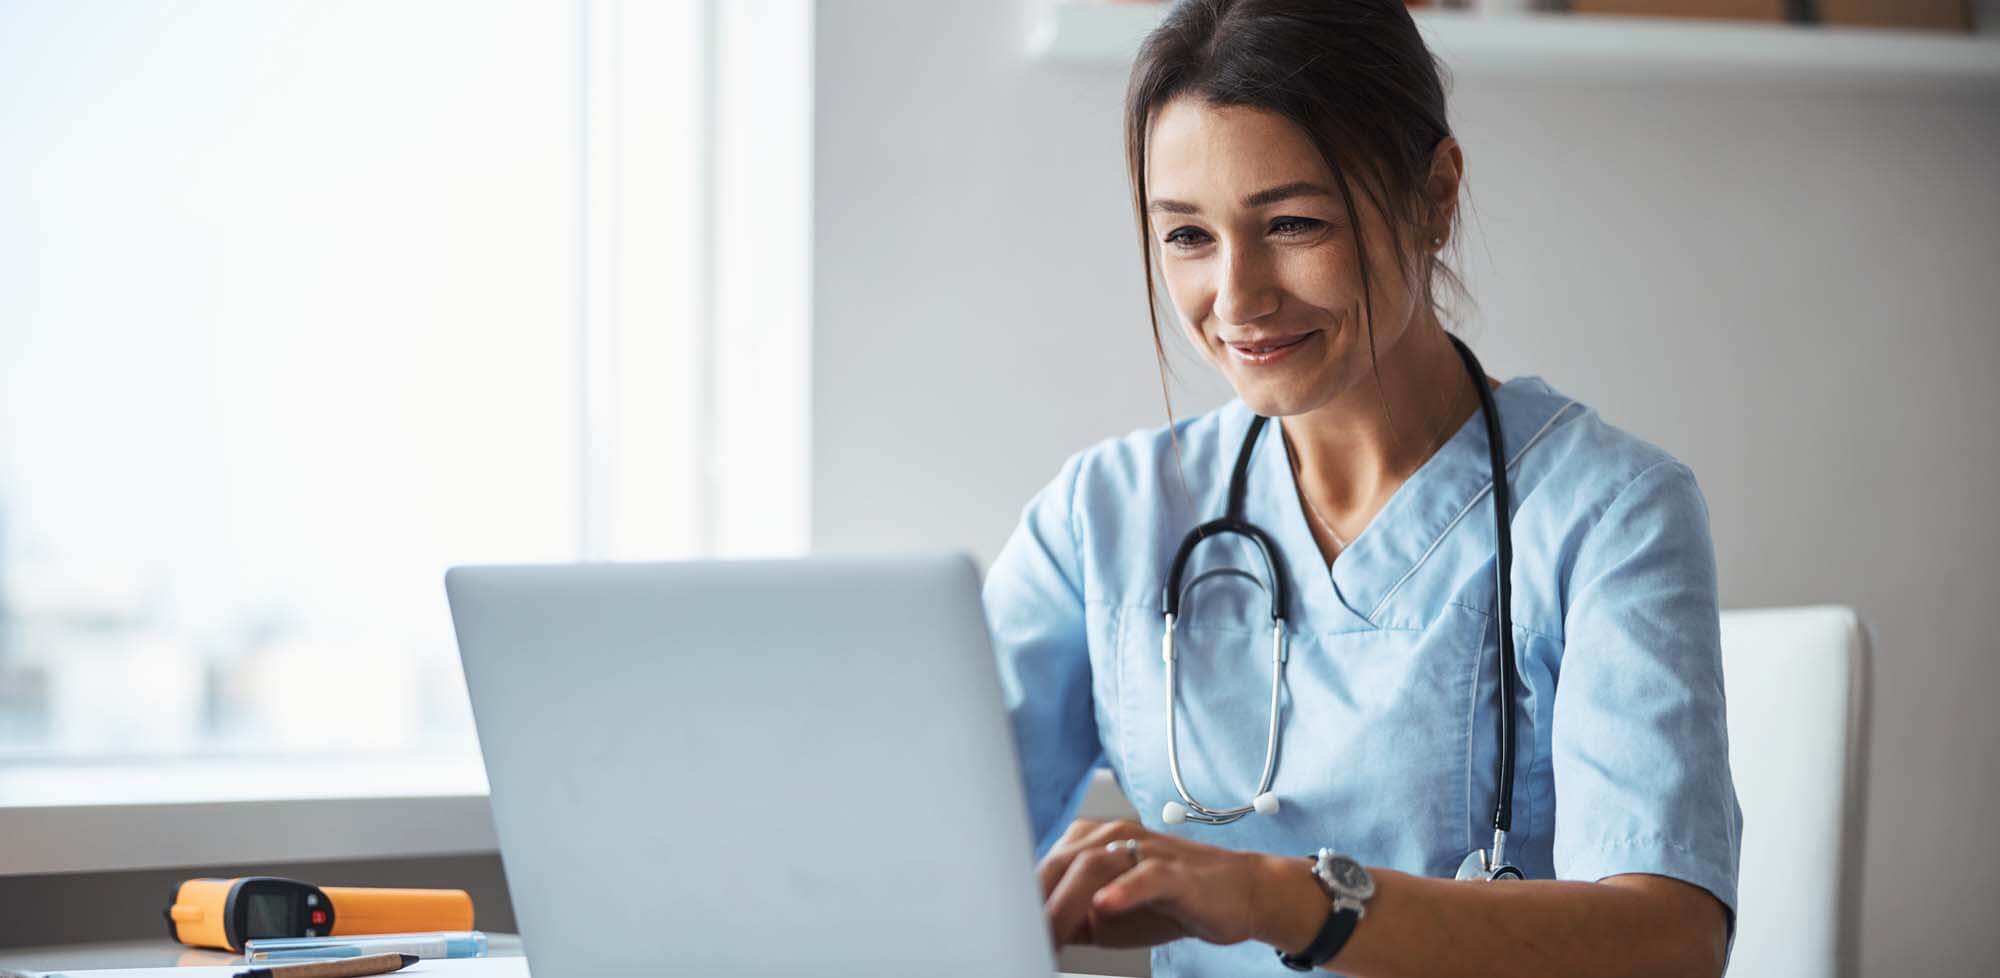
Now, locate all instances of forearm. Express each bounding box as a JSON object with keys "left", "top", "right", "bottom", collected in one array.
[{"left": 1251, "top": 858, "right": 1724, "bottom": 978}]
